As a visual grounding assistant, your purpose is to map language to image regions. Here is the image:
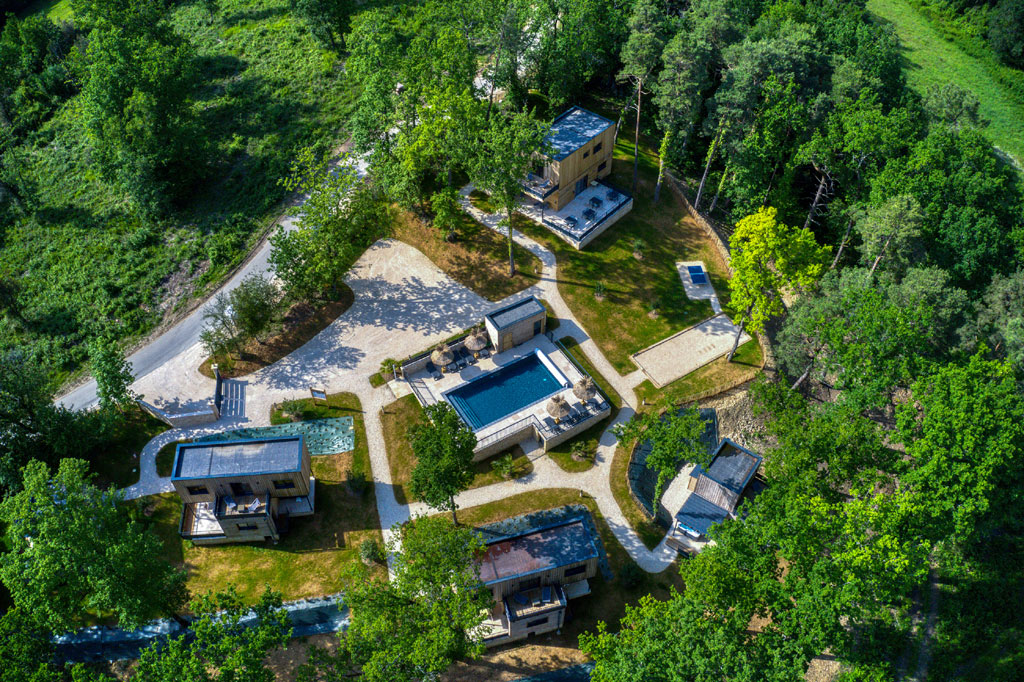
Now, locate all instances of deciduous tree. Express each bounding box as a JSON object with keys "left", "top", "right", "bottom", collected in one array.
[
  {"left": 0, "top": 459, "right": 188, "bottom": 633},
  {"left": 409, "top": 402, "right": 477, "bottom": 524},
  {"left": 88, "top": 337, "right": 135, "bottom": 411}
]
